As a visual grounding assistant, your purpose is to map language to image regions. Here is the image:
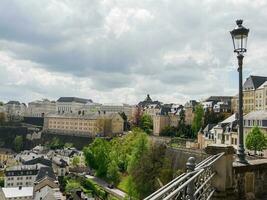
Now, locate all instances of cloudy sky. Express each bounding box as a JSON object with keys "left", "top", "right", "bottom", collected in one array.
[{"left": 0, "top": 0, "right": 267, "bottom": 105}]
